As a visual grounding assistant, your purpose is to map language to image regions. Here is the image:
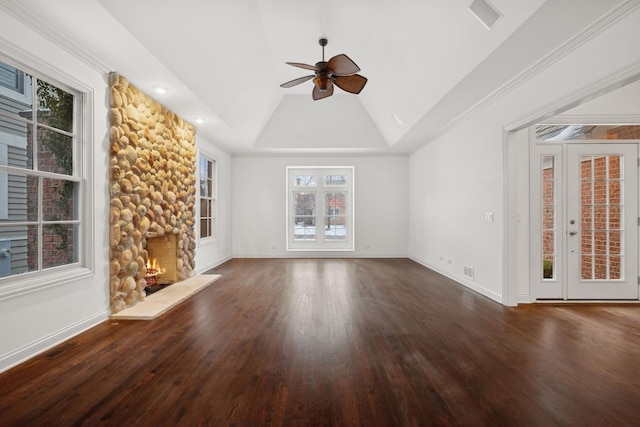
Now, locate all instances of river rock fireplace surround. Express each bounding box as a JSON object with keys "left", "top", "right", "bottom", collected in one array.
[{"left": 108, "top": 74, "right": 197, "bottom": 314}]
